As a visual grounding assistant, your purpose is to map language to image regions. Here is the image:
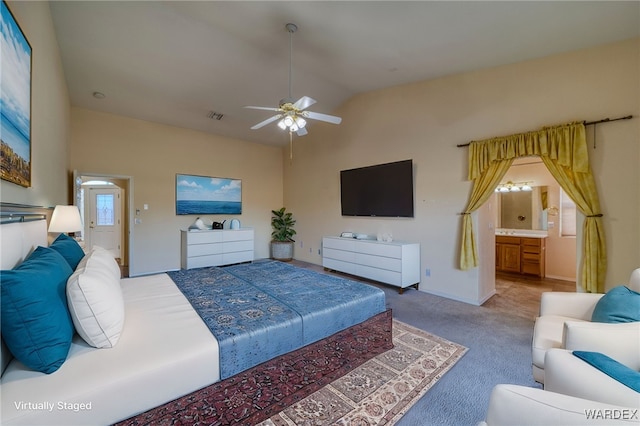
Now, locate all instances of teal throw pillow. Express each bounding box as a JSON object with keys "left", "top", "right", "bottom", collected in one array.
[
  {"left": 49, "top": 233, "right": 85, "bottom": 270},
  {"left": 1, "top": 246, "right": 74, "bottom": 374},
  {"left": 573, "top": 351, "right": 640, "bottom": 392},
  {"left": 591, "top": 286, "right": 640, "bottom": 323}
]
